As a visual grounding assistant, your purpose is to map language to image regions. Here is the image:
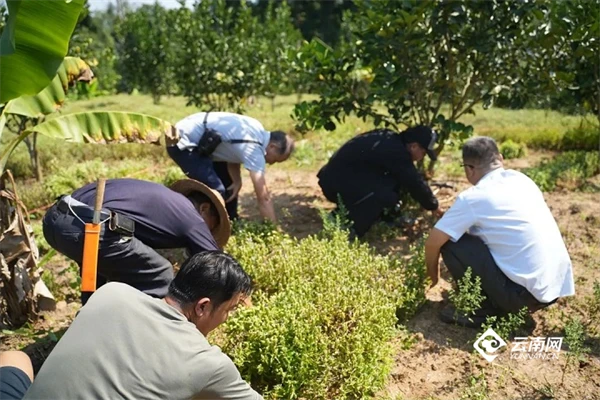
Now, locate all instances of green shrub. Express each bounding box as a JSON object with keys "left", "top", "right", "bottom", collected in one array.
[
  {"left": 561, "top": 121, "right": 600, "bottom": 151},
  {"left": 522, "top": 151, "right": 600, "bottom": 191},
  {"left": 499, "top": 139, "right": 527, "bottom": 159},
  {"left": 17, "top": 181, "right": 55, "bottom": 212},
  {"left": 221, "top": 225, "right": 427, "bottom": 399}
]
